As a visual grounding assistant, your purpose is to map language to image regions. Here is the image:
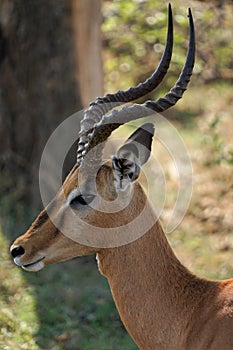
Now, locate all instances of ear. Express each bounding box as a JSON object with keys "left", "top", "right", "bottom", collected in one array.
[{"left": 112, "top": 123, "right": 154, "bottom": 191}]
